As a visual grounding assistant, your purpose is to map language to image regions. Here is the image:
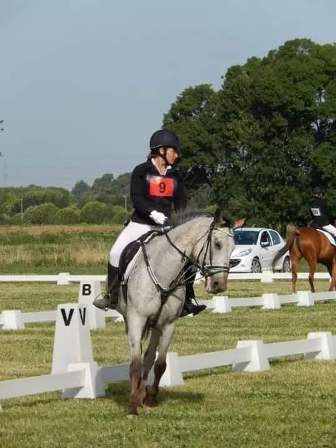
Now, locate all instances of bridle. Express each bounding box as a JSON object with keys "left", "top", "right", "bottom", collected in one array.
[{"left": 140, "top": 220, "right": 234, "bottom": 298}]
